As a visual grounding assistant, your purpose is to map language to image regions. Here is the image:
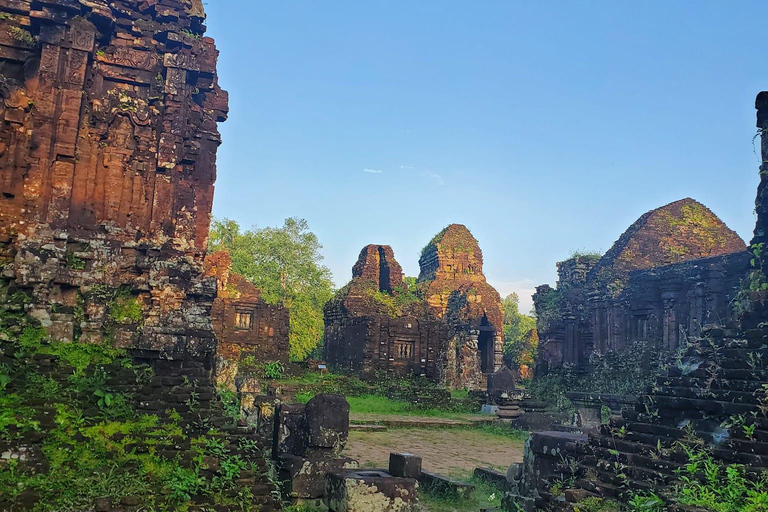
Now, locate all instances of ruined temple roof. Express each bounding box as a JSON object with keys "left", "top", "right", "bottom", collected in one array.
[
  {"left": 351, "top": 244, "right": 404, "bottom": 293},
  {"left": 325, "top": 244, "right": 426, "bottom": 318},
  {"left": 418, "top": 224, "right": 484, "bottom": 282},
  {"left": 589, "top": 198, "right": 746, "bottom": 281},
  {"left": 418, "top": 224, "right": 504, "bottom": 331}
]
